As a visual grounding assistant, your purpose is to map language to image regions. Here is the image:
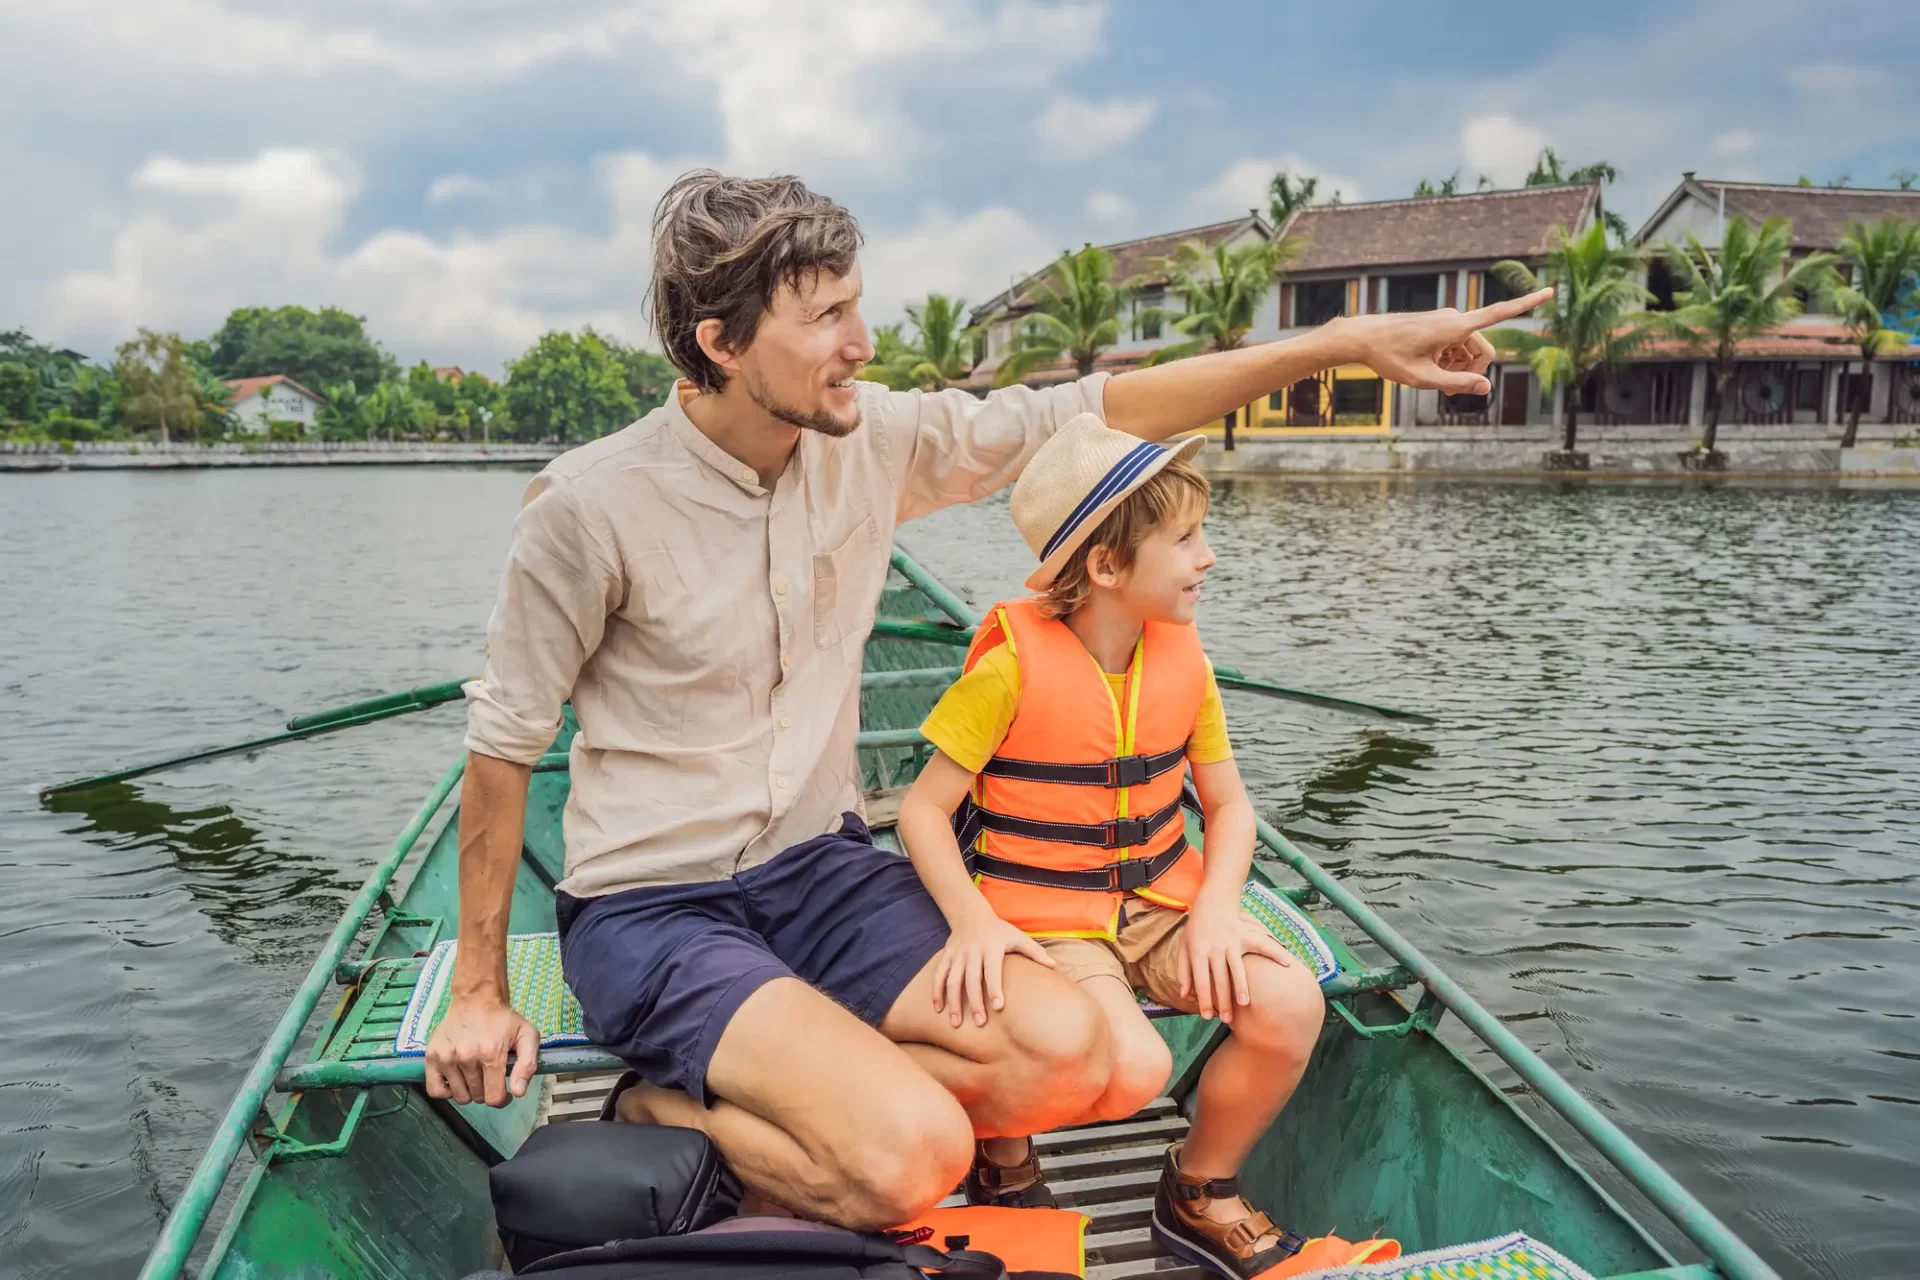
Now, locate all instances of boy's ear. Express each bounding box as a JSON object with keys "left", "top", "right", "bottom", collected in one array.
[{"left": 1085, "top": 543, "right": 1121, "bottom": 587}]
